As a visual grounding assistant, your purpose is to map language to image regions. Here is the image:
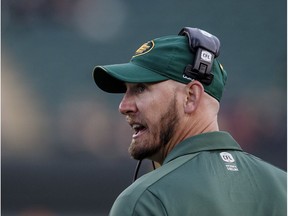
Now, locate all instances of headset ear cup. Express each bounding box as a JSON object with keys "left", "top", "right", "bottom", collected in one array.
[{"left": 178, "top": 27, "right": 221, "bottom": 85}]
